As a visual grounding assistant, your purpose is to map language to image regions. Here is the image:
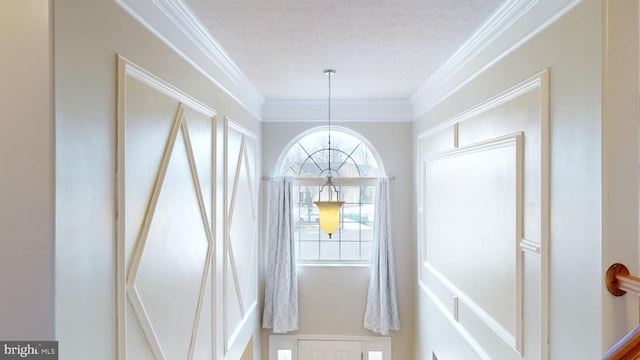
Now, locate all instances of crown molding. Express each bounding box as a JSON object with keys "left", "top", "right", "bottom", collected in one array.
[
  {"left": 115, "top": 0, "right": 264, "bottom": 118},
  {"left": 262, "top": 100, "right": 412, "bottom": 122},
  {"left": 411, "top": 0, "right": 582, "bottom": 119},
  {"left": 116, "top": 0, "right": 582, "bottom": 121}
]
